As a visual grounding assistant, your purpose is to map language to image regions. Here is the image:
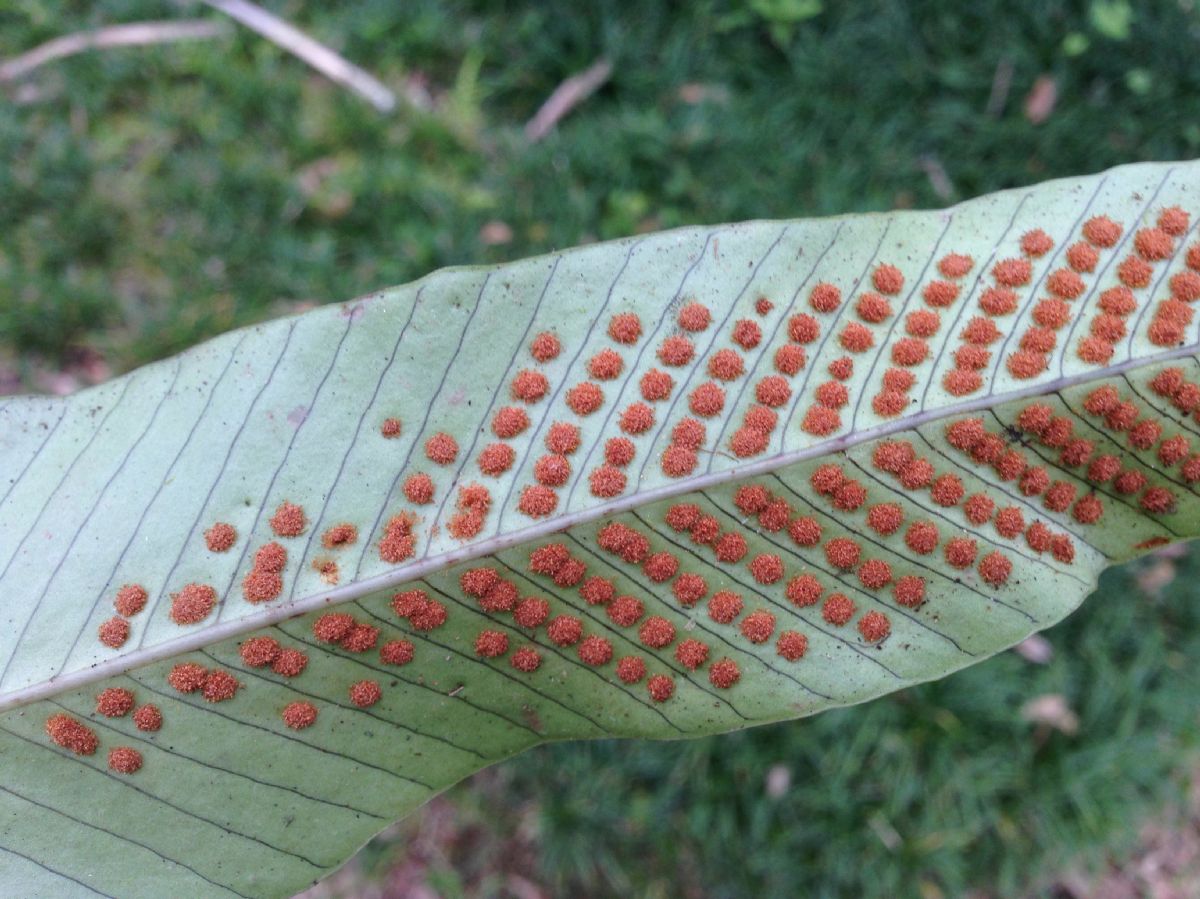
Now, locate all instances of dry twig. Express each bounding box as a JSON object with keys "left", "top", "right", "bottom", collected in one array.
[
  {"left": 985, "top": 57, "right": 1014, "bottom": 117},
  {"left": 525, "top": 58, "right": 612, "bottom": 142},
  {"left": 200, "top": 0, "right": 397, "bottom": 113},
  {"left": 0, "top": 20, "right": 231, "bottom": 82}
]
